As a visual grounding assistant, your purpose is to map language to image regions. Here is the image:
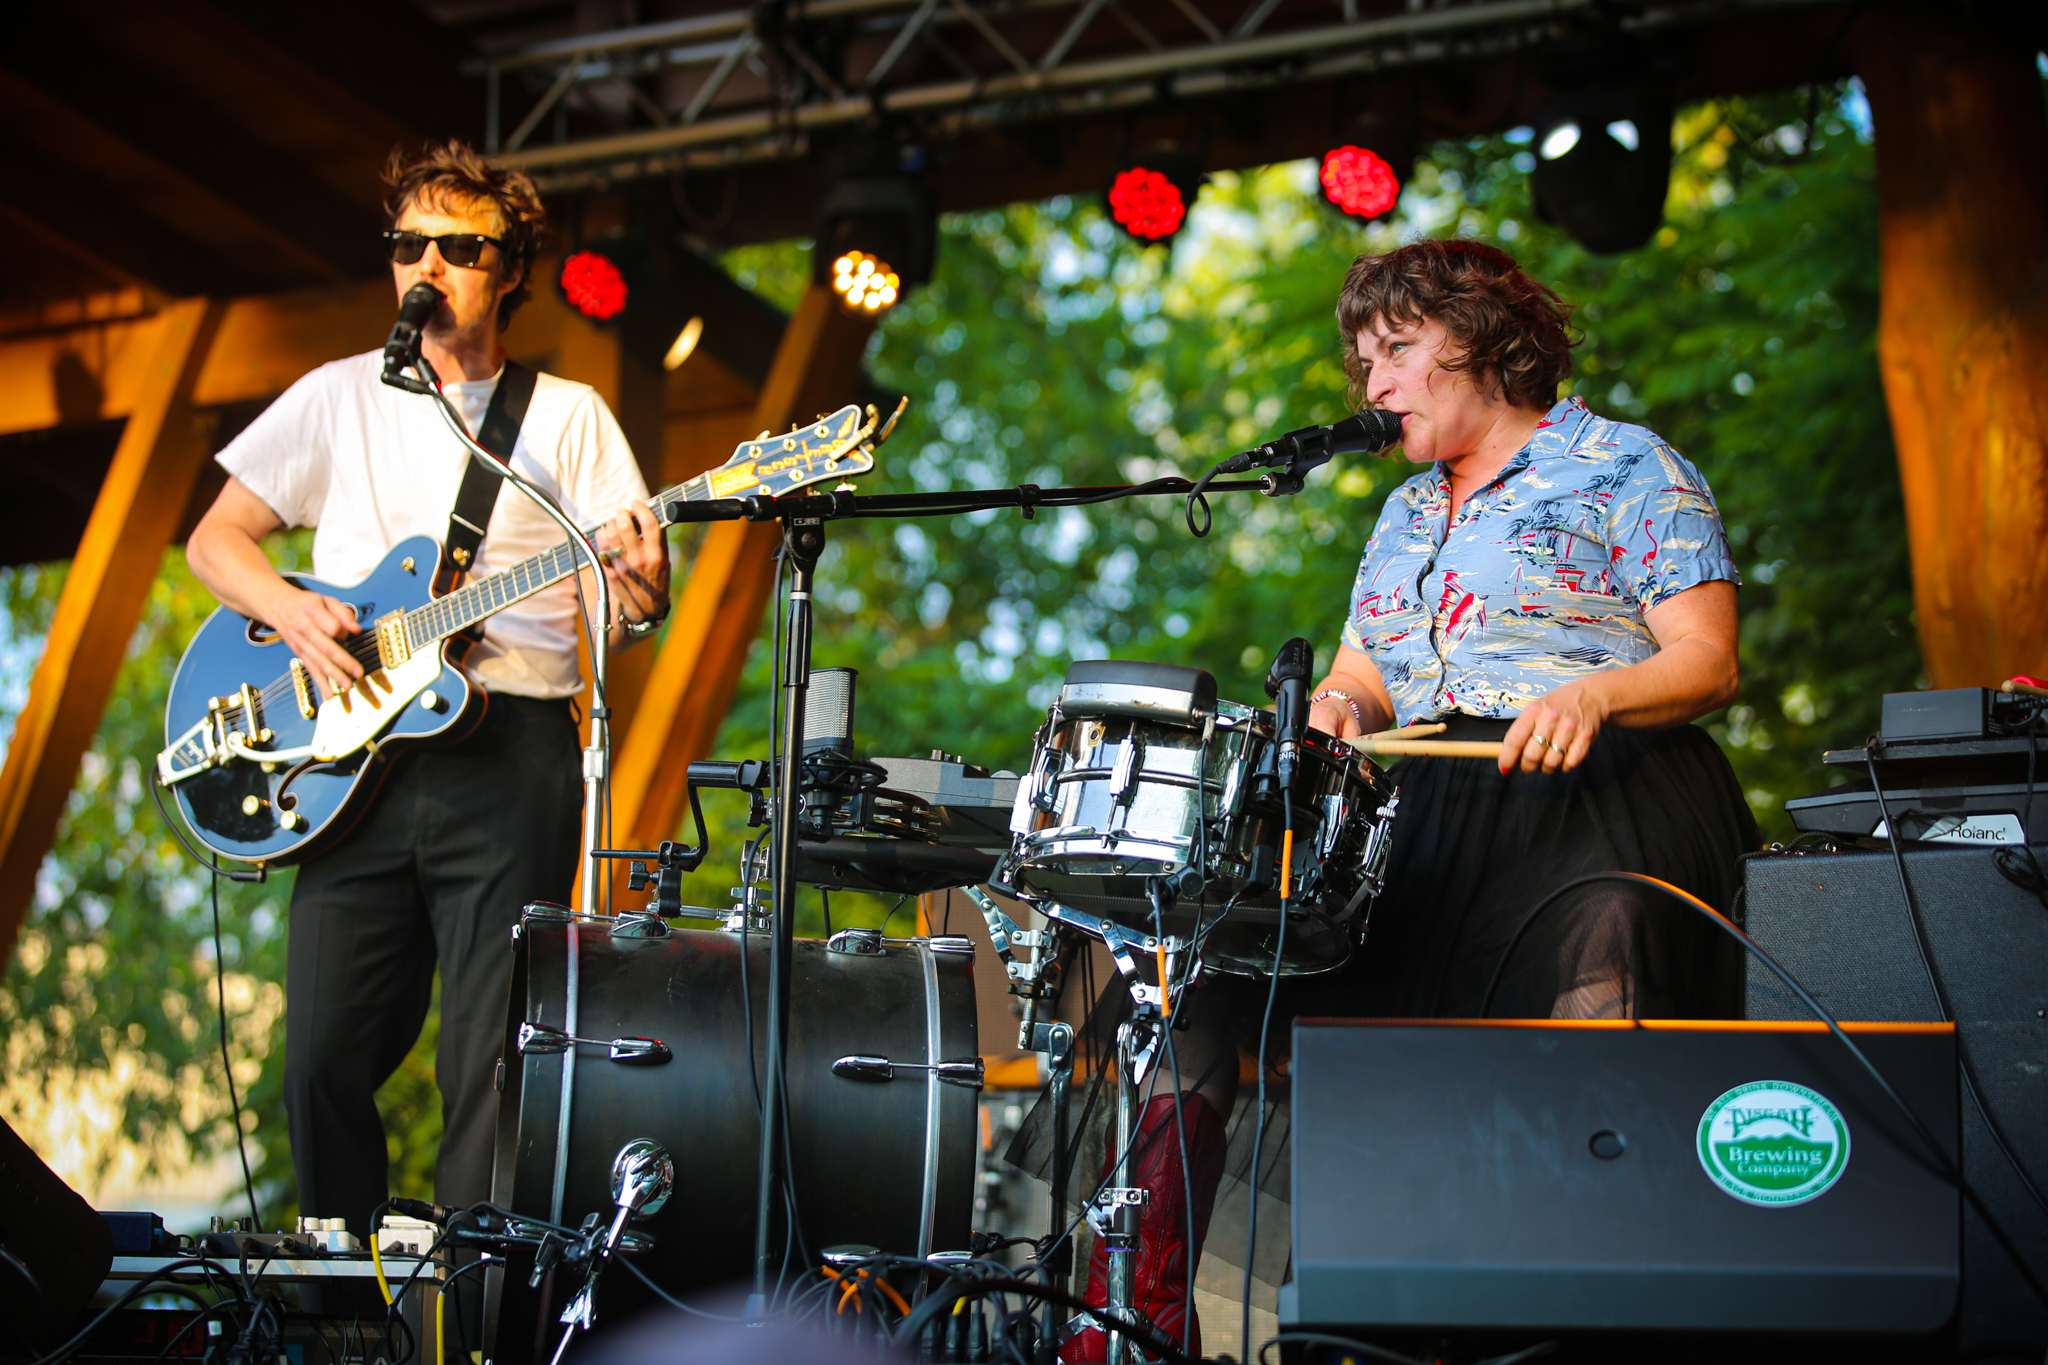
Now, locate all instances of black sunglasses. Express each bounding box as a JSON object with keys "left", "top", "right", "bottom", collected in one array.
[{"left": 382, "top": 229, "right": 506, "bottom": 269}]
